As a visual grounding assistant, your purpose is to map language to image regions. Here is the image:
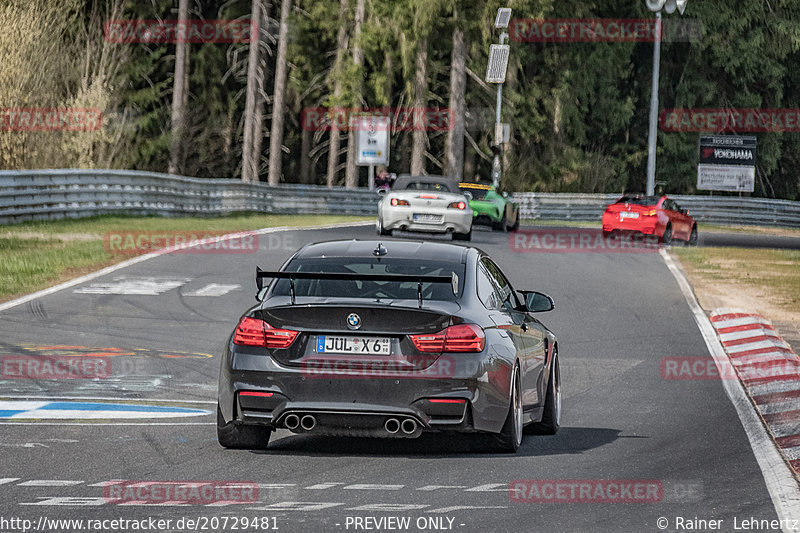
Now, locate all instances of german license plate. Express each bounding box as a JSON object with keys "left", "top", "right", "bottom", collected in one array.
[
  {"left": 317, "top": 336, "right": 391, "bottom": 355},
  {"left": 413, "top": 213, "right": 443, "bottom": 224},
  {"left": 620, "top": 211, "right": 639, "bottom": 219}
]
